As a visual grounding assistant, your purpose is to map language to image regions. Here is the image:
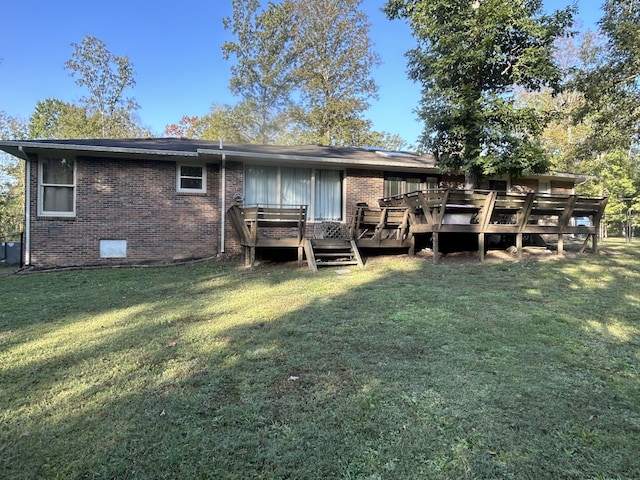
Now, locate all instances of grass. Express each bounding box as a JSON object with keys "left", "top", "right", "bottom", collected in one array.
[{"left": 1, "top": 240, "right": 639, "bottom": 479}]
